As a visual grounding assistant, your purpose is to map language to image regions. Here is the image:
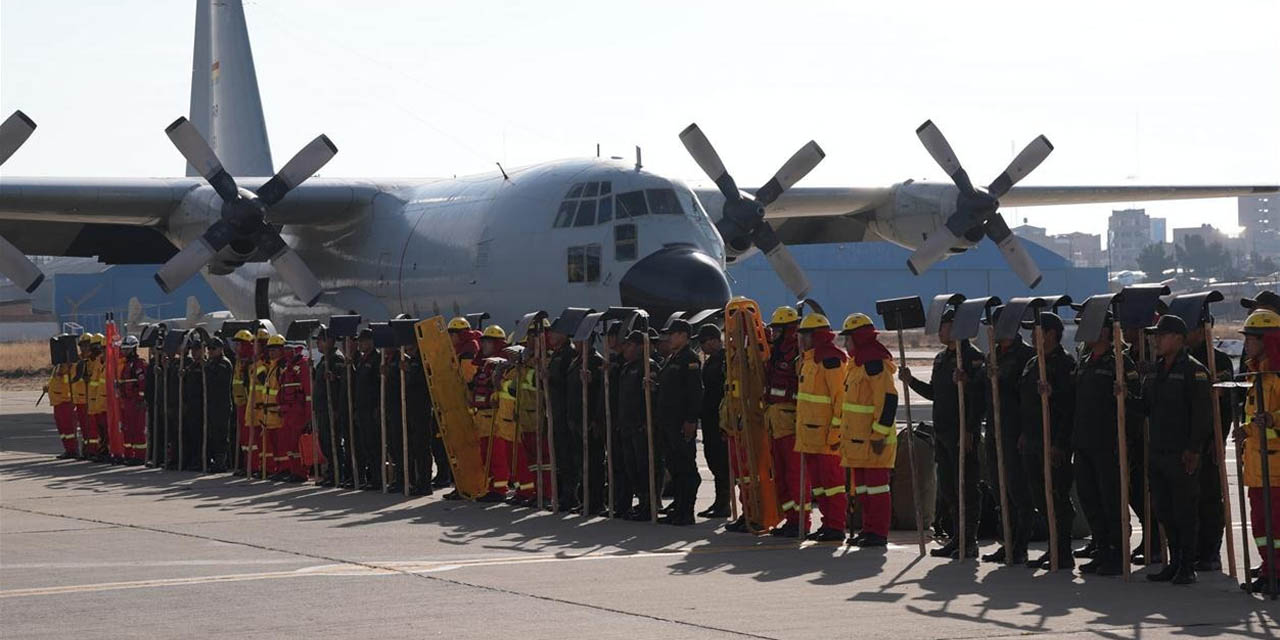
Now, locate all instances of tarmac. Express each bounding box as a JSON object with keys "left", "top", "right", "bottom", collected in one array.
[{"left": 1, "top": 388, "right": 1276, "bottom": 639}]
